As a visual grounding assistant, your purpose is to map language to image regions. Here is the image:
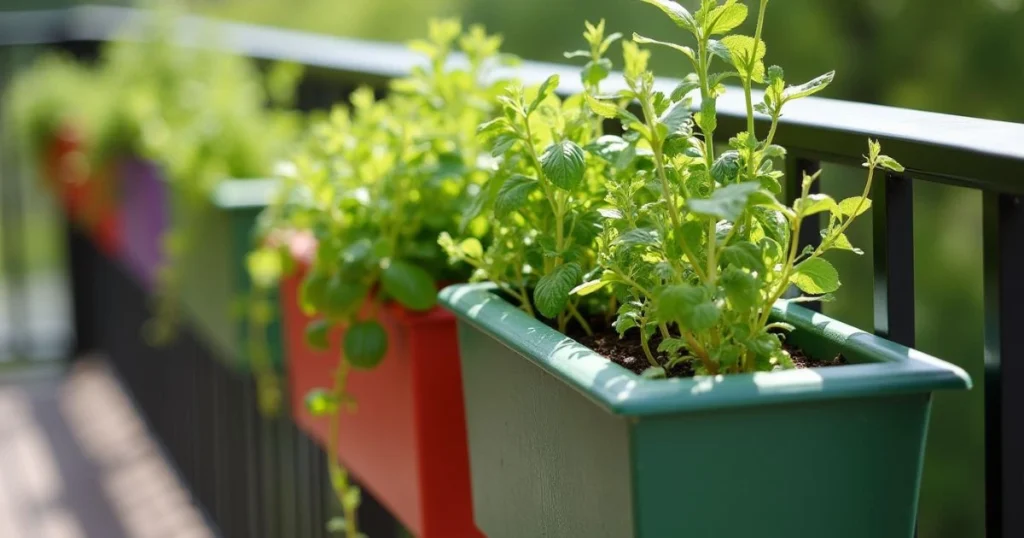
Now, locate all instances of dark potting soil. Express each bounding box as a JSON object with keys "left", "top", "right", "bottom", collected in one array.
[{"left": 569, "top": 320, "right": 846, "bottom": 378}]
